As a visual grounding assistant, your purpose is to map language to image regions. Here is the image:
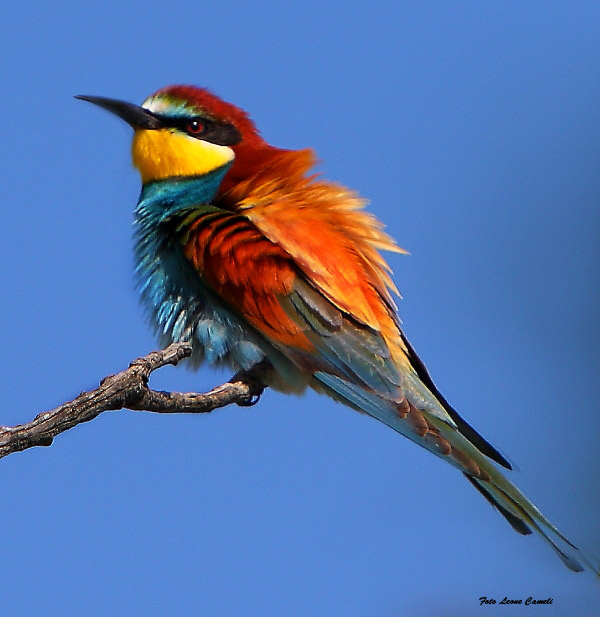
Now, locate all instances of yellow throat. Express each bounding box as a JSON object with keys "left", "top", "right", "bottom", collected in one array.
[{"left": 132, "top": 129, "right": 235, "bottom": 183}]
